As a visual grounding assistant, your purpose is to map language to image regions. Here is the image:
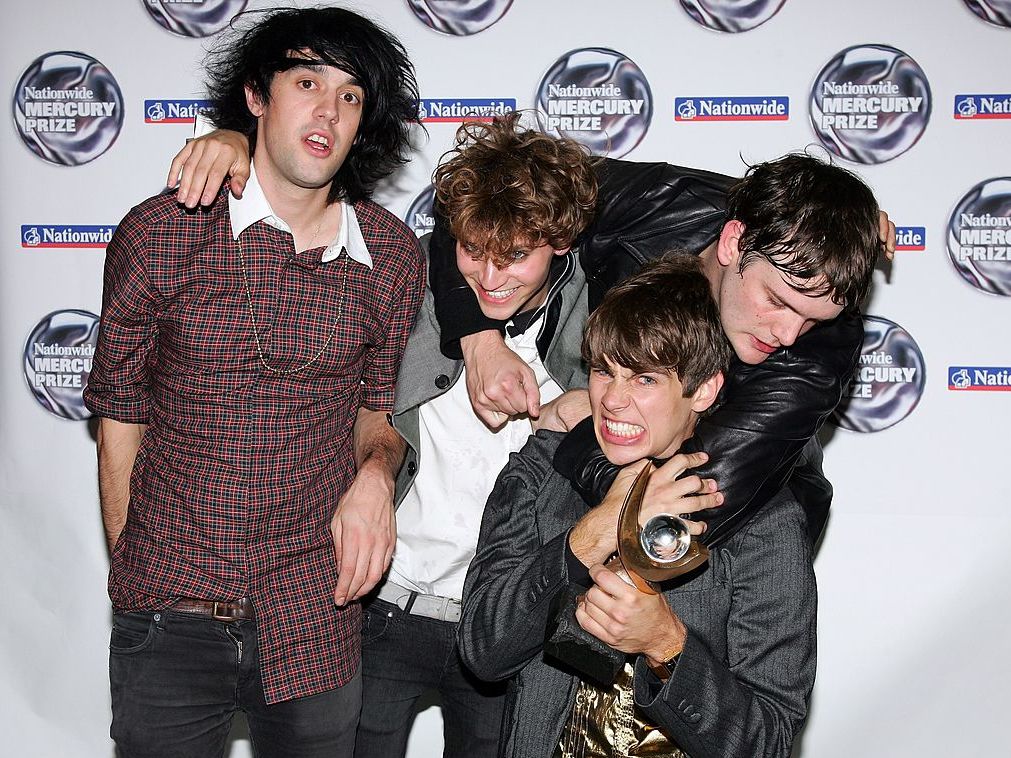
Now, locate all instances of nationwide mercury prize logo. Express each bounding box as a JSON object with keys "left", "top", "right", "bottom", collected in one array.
[
  {"left": 962, "top": 0, "right": 1011, "bottom": 27},
  {"left": 678, "top": 0, "right": 787, "bottom": 33},
  {"left": 404, "top": 186, "right": 436, "bottom": 239},
  {"left": 946, "top": 178, "right": 1011, "bottom": 296},
  {"left": 833, "top": 316, "right": 926, "bottom": 433},
  {"left": 408, "top": 0, "right": 513, "bottom": 35},
  {"left": 536, "top": 48, "right": 653, "bottom": 158},
  {"left": 23, "top": 310, "right": 100, "bottom": 420},
  {"left": 13, "top": 51, "right": 124, "bottom": 166},
  {"left": 810, "top": 45, "right": 931, "bottom": 164},
  {"left": 143, "top": 0, "right": 248, "bottom": 38}
]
